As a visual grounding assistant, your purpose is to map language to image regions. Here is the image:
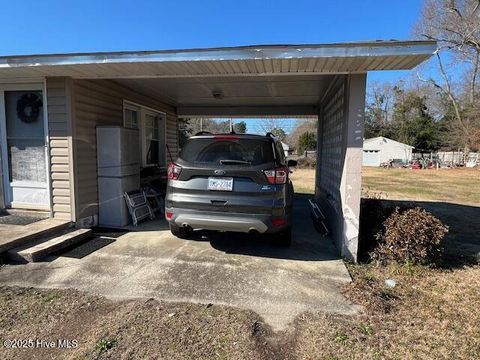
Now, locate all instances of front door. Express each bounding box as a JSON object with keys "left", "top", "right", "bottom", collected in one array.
[{"left": 0, "top": 88, "right": 50, "bottom": 210}]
